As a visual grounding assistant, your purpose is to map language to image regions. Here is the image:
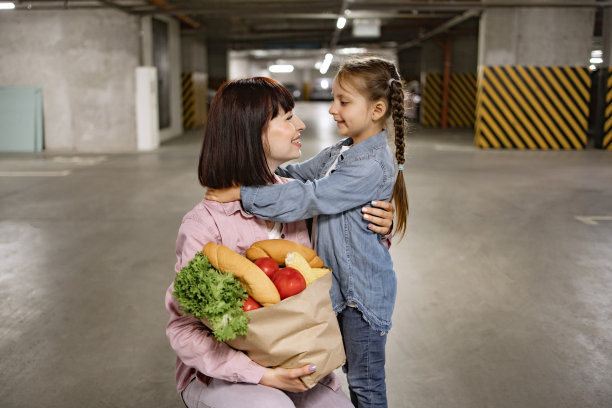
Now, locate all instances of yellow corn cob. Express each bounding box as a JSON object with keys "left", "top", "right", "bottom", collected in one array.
[{"left": 285, "top": 251, "right": 330, "bottom": 286}]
